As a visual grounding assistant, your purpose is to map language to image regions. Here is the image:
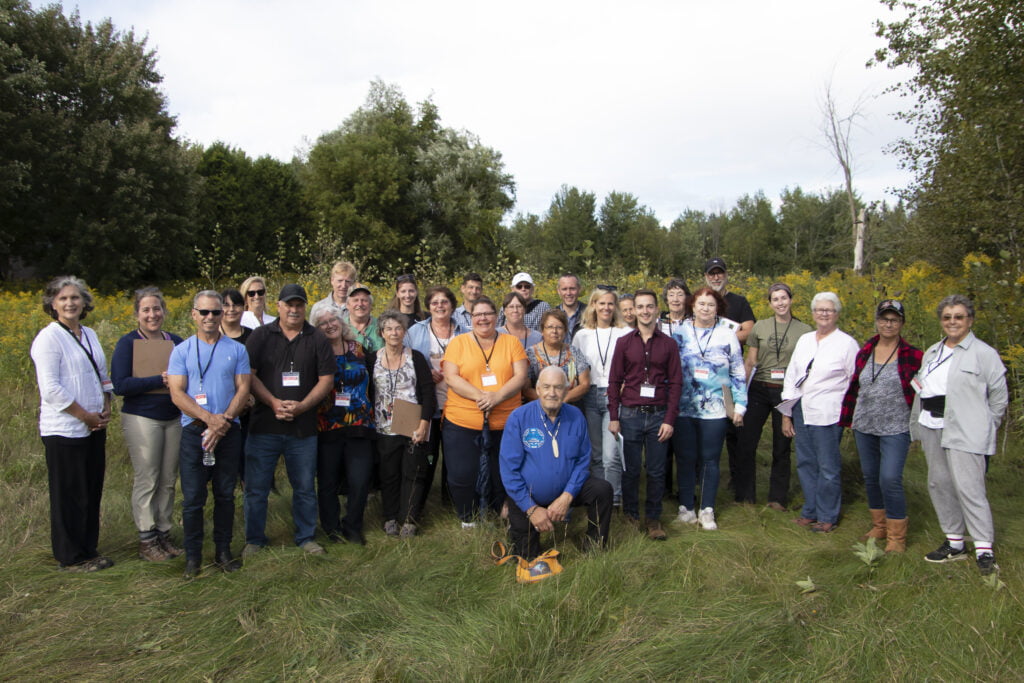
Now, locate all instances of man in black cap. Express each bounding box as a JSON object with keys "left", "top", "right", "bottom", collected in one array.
[
  {"left": 703, "top": 258, "right": 756, "bottom": 502},
  {"left": 243, "top": 284, "right": 335, "bottom": 556}
]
